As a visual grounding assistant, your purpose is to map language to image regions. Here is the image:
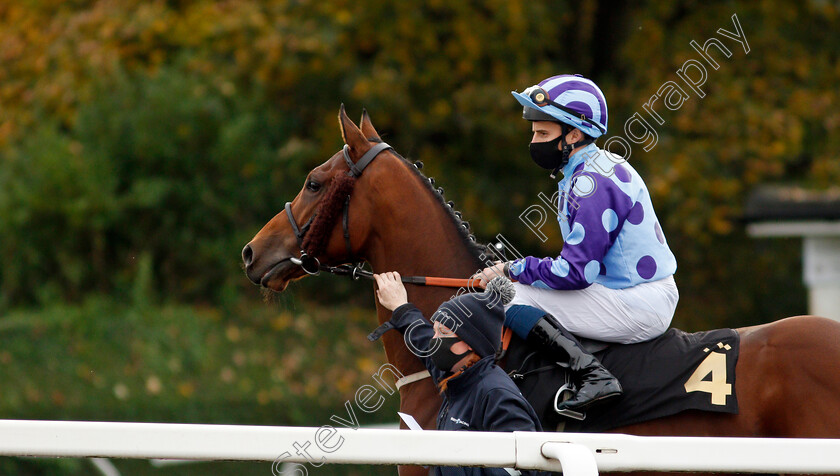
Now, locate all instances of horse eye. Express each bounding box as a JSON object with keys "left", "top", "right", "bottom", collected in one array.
[{"left": 306, "top": 180, "right": 322, "bottom": 192}]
